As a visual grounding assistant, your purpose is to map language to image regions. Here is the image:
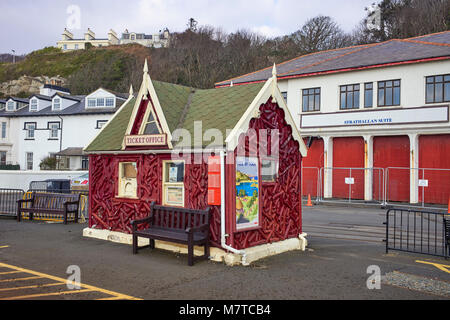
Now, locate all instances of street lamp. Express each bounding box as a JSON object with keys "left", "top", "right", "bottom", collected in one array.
[{"left": 11, "top": 50, "right": 15, "bottom": 64}]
